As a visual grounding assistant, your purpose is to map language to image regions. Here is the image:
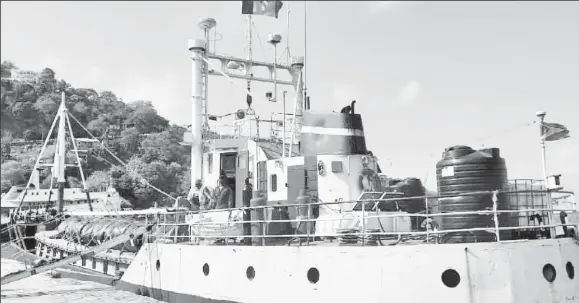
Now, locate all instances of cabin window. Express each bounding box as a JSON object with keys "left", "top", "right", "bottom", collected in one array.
[
  {"left": 271, "top": 174, "right": 278, "bottom": 192},
  {"left": 208, "top": 153, "right": 213, "bottom": 173}
]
